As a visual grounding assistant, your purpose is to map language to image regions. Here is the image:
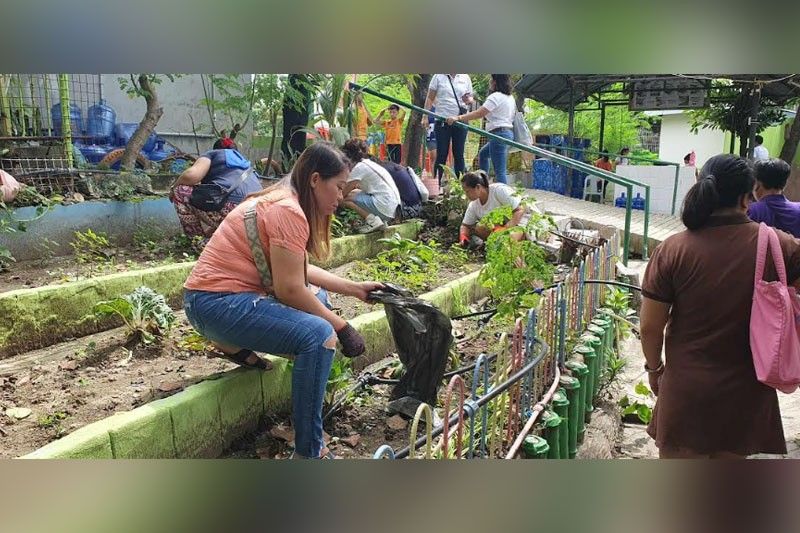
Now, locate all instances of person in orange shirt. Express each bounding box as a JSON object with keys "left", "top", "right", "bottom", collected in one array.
[
  {"left": 376, "top": 104, "right": 405, "bottom": 163},
  {"left": 353, "top": 92, "right": 374, "bottom": 141},
  {"left": 593, "top": 150, "right": 614, "bottom": 201},
  {"left": 183, "top": 142, "right": 383, "bottom": 459}
]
